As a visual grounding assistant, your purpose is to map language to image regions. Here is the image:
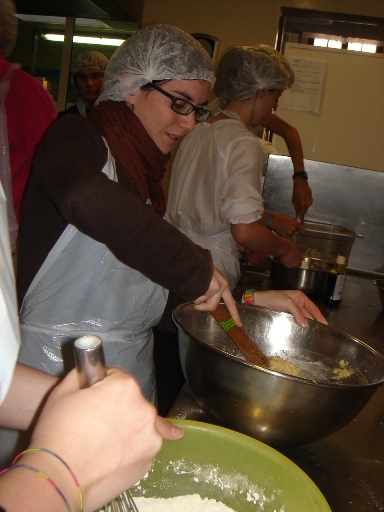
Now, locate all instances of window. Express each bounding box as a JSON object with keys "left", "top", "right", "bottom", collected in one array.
[
  {"left": 277, "top": 8, "right": 383, "bottom": 55},
  {"left": 313, "top": 38, "right": 375, "bottom": 53}
]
